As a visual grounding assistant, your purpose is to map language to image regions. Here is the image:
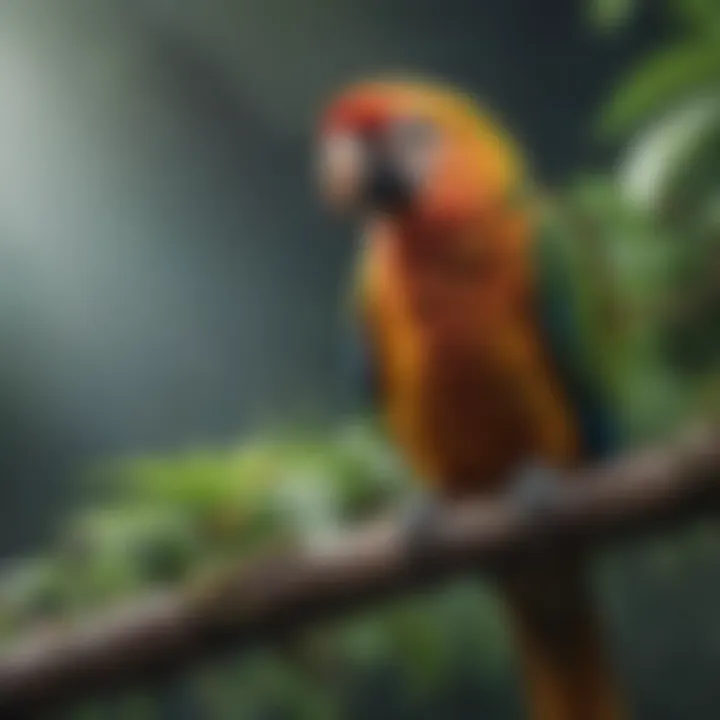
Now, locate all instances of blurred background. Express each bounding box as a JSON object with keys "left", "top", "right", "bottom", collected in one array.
[{"left": 0, "top": 0, "right": 717, "bottom": 718}]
